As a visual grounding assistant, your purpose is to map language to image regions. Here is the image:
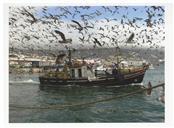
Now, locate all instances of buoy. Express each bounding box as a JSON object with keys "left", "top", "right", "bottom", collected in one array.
[
  {"left": 159, "top": 85, "right": 165, "bottom": 103},
  {"left": 159, "top": 95, "right": 165, "bottom": 103},
  {"left": 146, "top": 81, "right": 152, "bottom": 95}
]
